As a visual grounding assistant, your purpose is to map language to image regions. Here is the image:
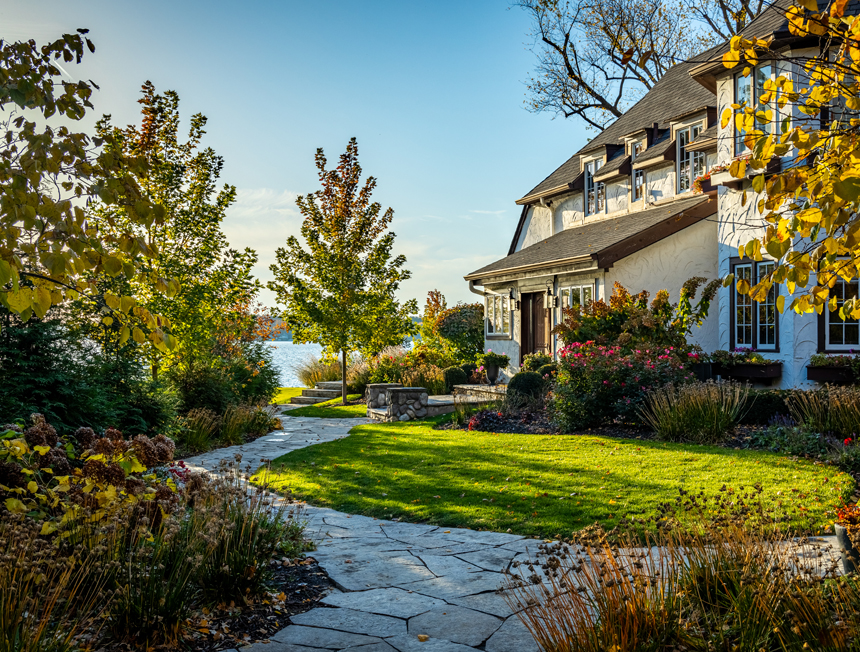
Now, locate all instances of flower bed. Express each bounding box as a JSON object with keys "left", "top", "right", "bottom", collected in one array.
[{"left": 551, "top": 342, "right": 695, "bottom": 431}]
